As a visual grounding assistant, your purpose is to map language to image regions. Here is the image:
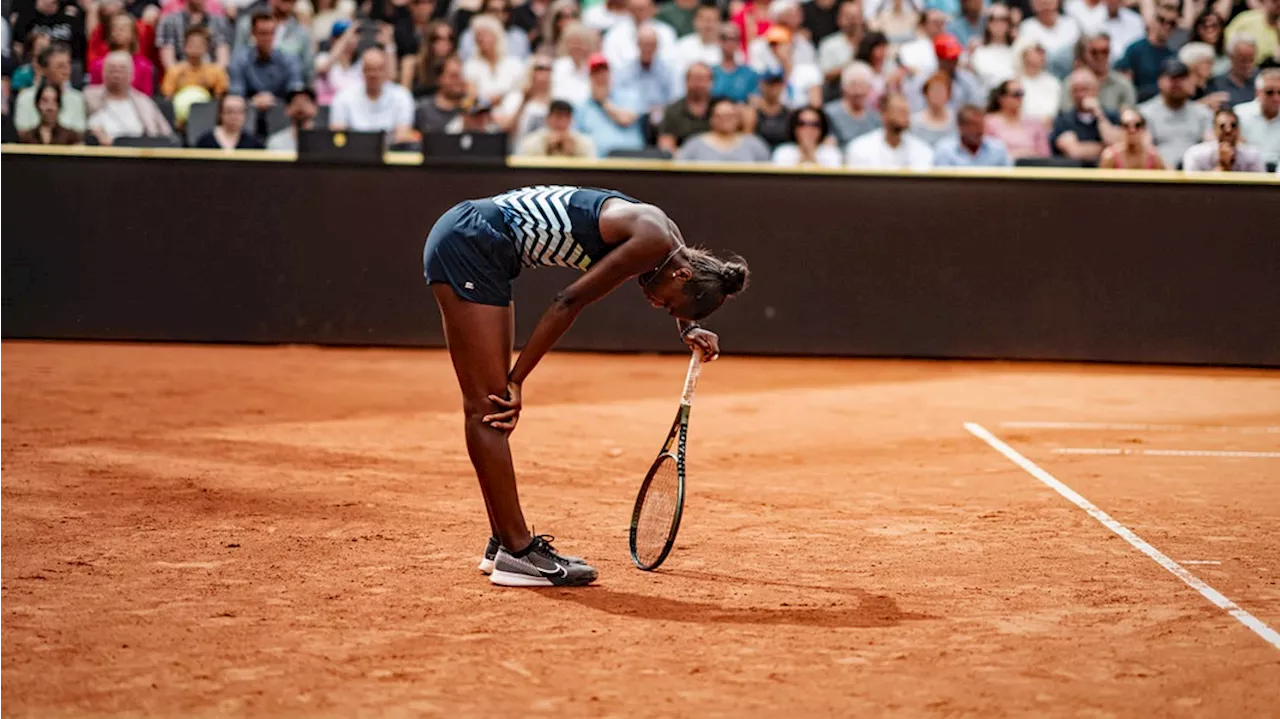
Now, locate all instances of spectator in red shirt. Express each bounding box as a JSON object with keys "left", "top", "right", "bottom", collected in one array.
[
  {"left": 732, "top": 0, "right": 771, "bottom": 55},
  {"left": 87, "top": 0, "right": 160, "bottom": 72},
  {"left": 88, "top": 12, "right": 156, "bottom": 95}
]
